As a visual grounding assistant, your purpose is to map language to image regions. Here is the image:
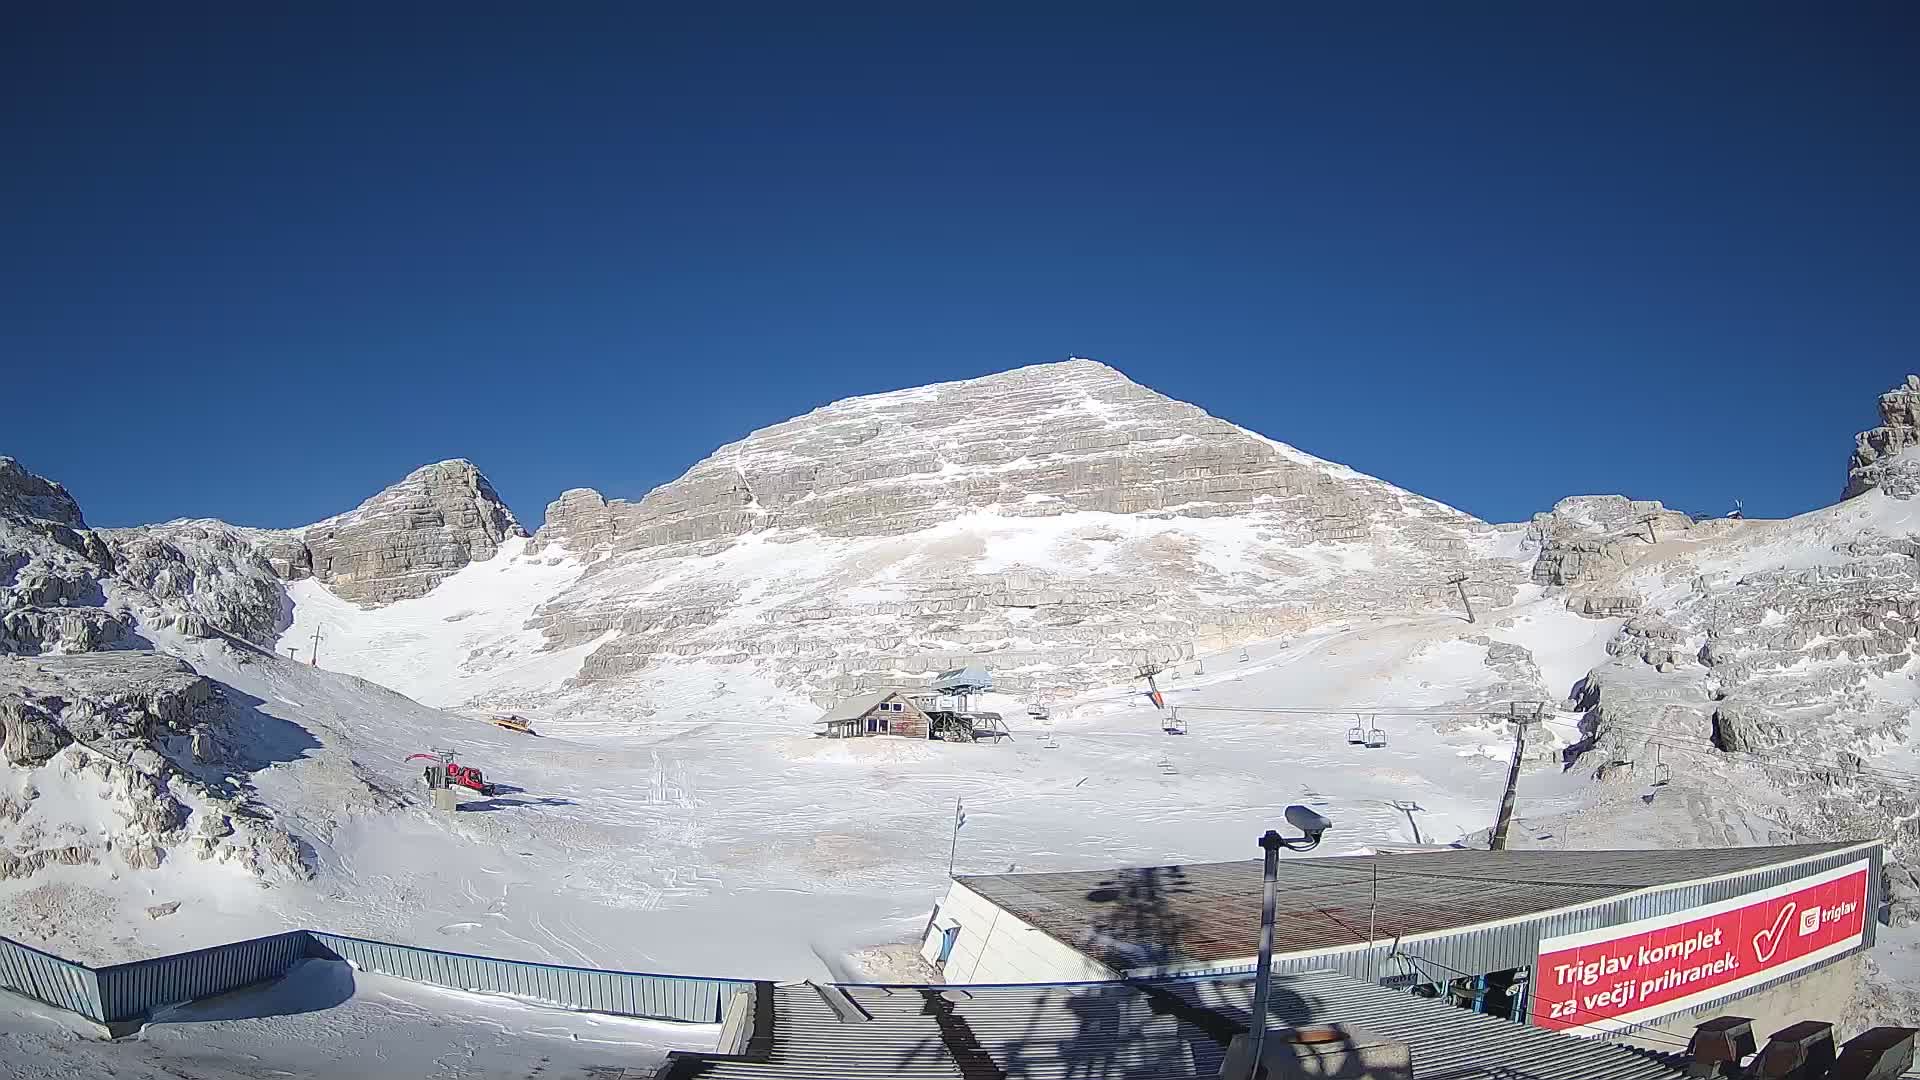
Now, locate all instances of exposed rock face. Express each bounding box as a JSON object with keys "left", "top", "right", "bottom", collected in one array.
[
  {"left": 277, "top": 460, "right": 525, "bottom": 606},
  {"left": 103, "top": 521, "right": 289, "bottom": 648},
  {"left": 537, "top": 360, "right": 1444, "bottom": 550},
  {"left": 1529, "top": 496, "right": 1694, "bottom": 589},
  {"left": 0, "top": 458, "right": 313, "bottom": 894},
  {"left": 1547, "top": 379, "right": 1920, "bottom": 961},
  {"left": 0, "top": 693, "right": 67, "bottom": 766},
  {"left": 519, "top": 360, "right": 1521, "bottom": 701},
  {"left": 1845, "top": 375, "right": 1920, "bottom": 499},
  {"left": 0, "top": 457, "right": 88, "bottom": 528},
  {"left": 0, "top": 456, "right": 122, "bottom": 656}
]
